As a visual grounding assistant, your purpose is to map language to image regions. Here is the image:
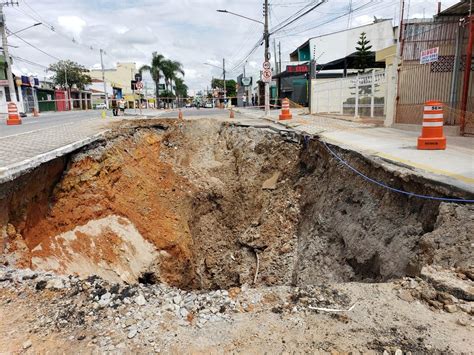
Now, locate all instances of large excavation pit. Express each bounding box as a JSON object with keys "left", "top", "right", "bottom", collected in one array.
[{"left": 0, "top": 119, "right": 472, "bottom": 290}]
